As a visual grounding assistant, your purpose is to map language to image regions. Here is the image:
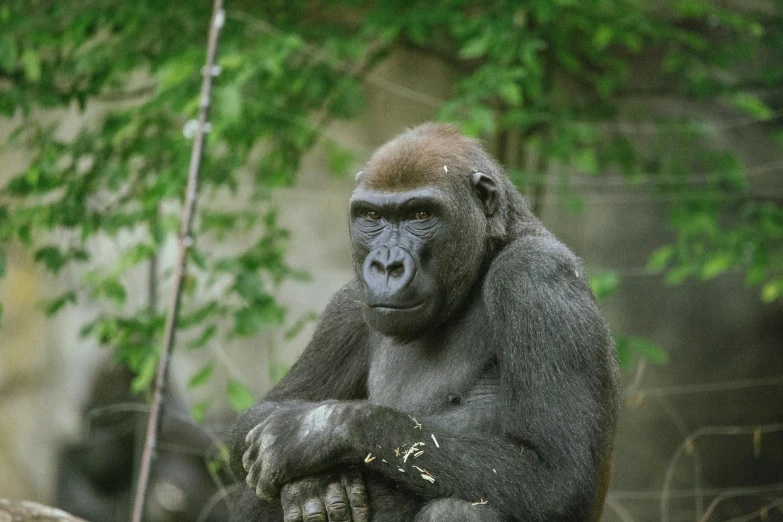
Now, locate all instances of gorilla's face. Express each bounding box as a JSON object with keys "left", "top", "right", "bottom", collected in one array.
[
  {"left": 347, "top": 125, "right": 502, "bottom": 339},
  {"left": 349, "top": 179, "right": 490, "bottom": 339}
]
